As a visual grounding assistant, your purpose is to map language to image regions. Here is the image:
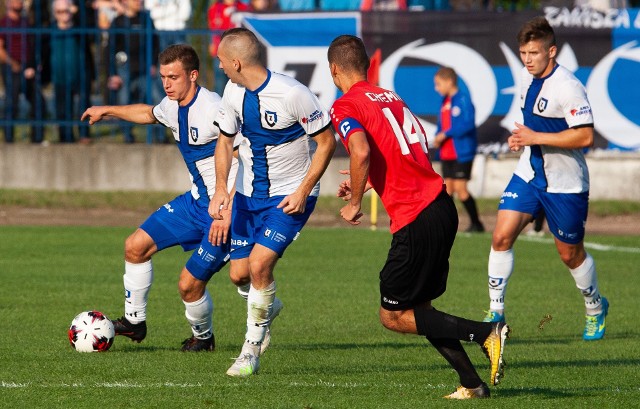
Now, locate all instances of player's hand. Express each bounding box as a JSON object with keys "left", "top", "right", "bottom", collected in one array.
[
  {"left": 277, "top": 191, "right": 307, "bottom": 215},
  {"left": 81, "top": 106, "right": 107, "bottom": 124},
  {"left": 336, "top": 169, "right": 352, "bottom": 201},
  {"left": 509, "top": 122, "right": 535, "bottom": 152},
  {"left": 208, "top": 207, "right": 232, "bottom": 246},
  {"left": 209, "top": 190, "right": 230, "bottom": 220},
  {"left": 340, "top": 202, "right": 363, "bottom": 226},
  {"left": 434, "top": 132, "right": 446, "bottom": 148}
]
